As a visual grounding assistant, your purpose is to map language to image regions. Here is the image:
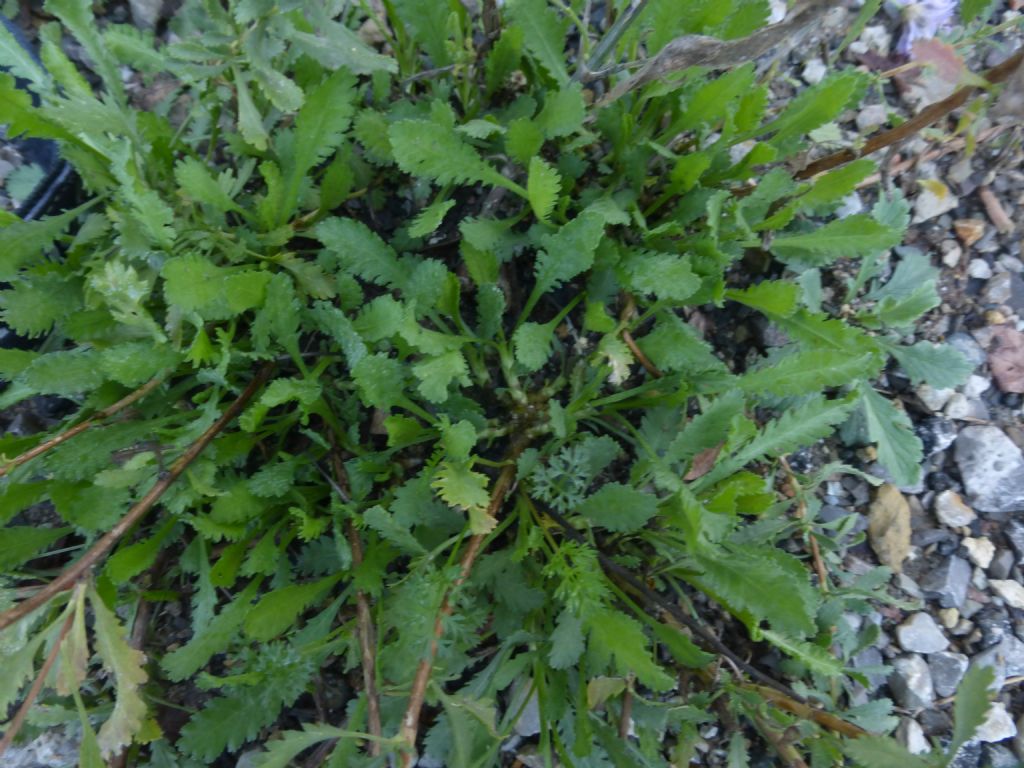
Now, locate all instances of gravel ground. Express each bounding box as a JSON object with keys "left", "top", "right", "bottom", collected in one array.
[{"left": 4, "top": 1, "right": 1024, "bottom": 766}]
